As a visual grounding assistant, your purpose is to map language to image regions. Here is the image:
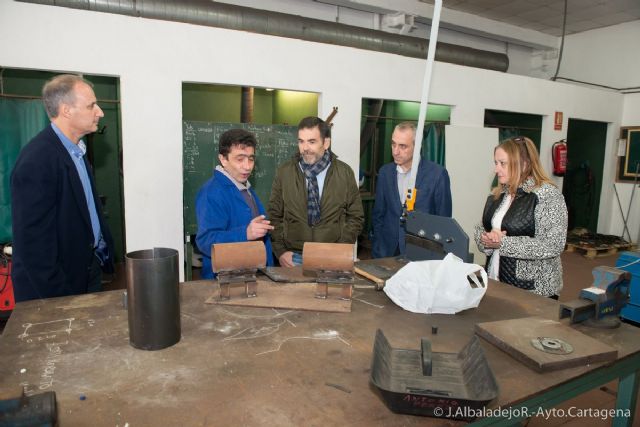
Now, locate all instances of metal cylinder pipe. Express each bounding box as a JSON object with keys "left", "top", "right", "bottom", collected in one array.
[
  {"left": 212, "top": 241, "right": 266, "bottom": 272},
  {"left": 303, "top": 242, "right": 354, "bottom": 272},
  {"left": 126, "top": 247, "right": 181, "bottom": 351}
]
